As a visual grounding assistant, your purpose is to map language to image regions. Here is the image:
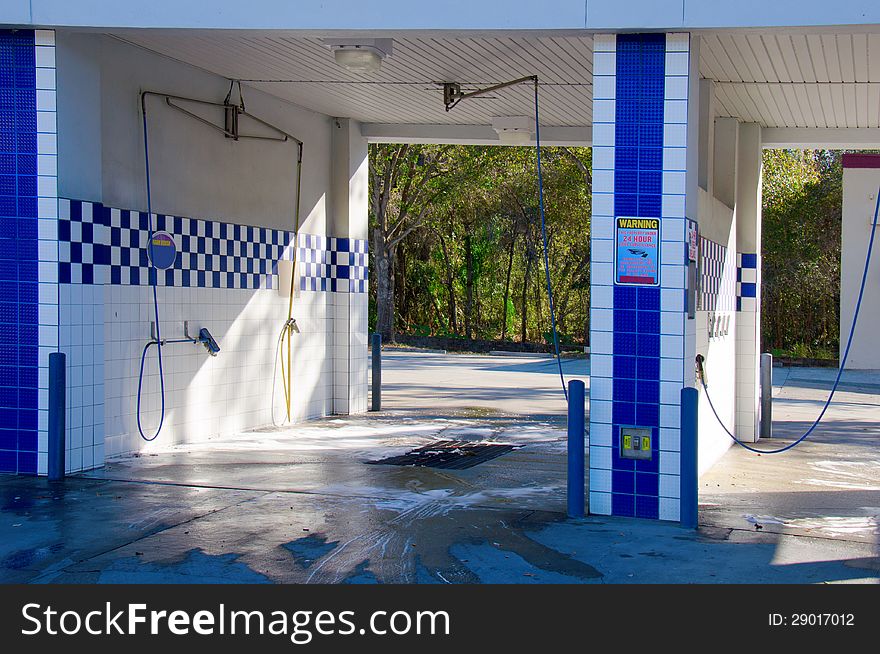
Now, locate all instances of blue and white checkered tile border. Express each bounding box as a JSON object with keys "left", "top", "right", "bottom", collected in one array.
[
  {"left": 698, "top": 237, "right": 736, "bottom": 312},
  {"left": 736, "top": 252, "right": 758, "bottom": 311},
  {"left": 58, "top": 199, "right": 295, "bottom": 289},
  {"left": 298, "top": 234, "right": 368, "bottom": 293},
  {"left": 57, "top": 199, "right": 368, "bottom": 292}
]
